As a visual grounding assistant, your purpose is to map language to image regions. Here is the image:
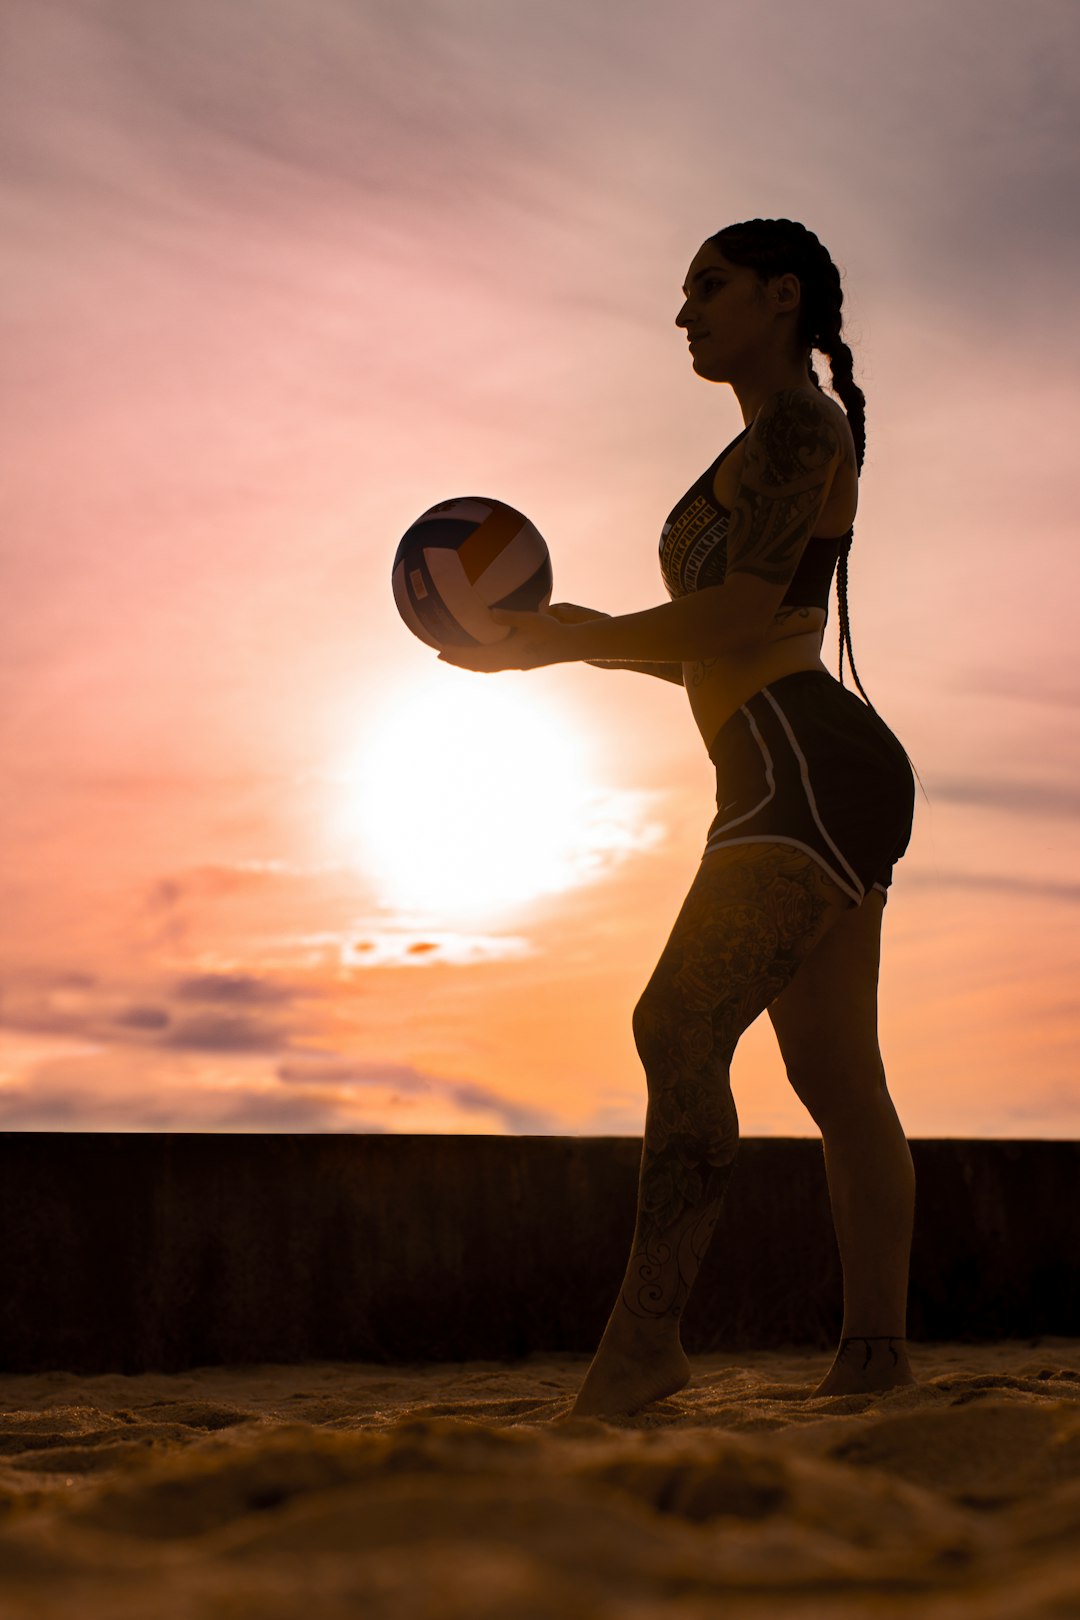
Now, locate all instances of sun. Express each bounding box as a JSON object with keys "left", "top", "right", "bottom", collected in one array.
[{"left": 333, "top": 668, "right": 631, "bottom": 923}]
